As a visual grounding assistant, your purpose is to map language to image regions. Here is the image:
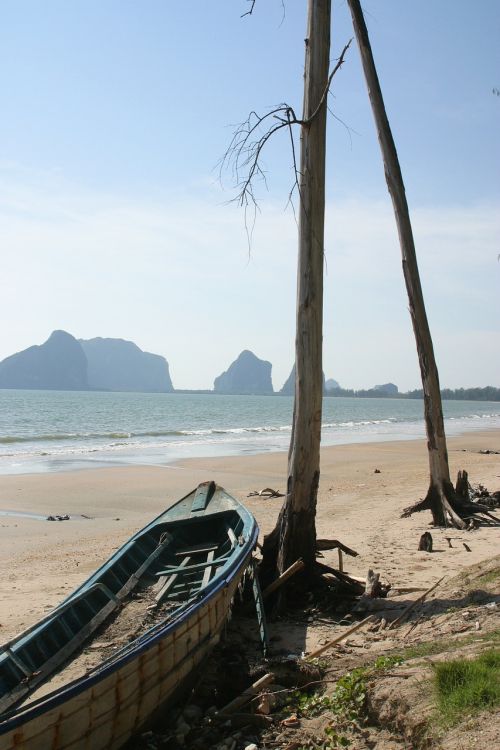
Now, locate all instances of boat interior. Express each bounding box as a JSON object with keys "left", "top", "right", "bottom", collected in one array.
[{"left": 0, "top": 505, "right": 247, "bottom": 714}]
